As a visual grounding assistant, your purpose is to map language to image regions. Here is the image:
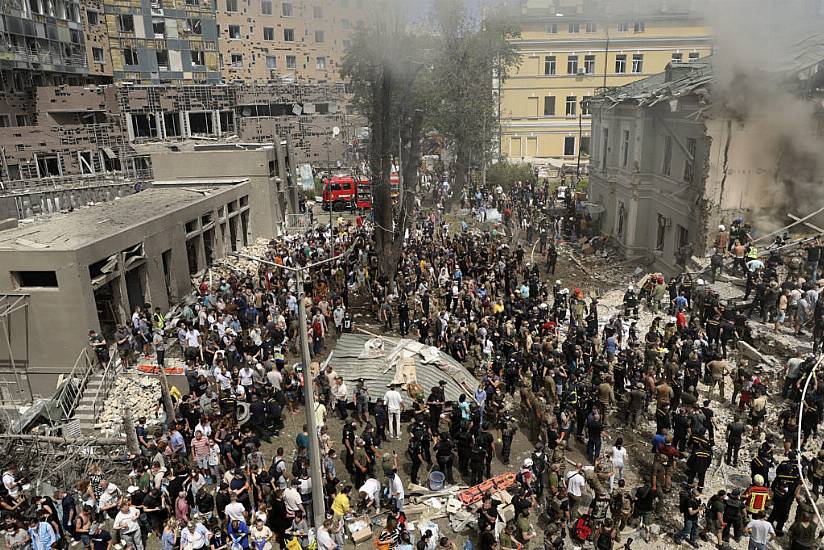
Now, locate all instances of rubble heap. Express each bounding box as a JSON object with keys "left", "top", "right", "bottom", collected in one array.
[{"left": 96, "top": 375, "right": 161, "bottom": 436}]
